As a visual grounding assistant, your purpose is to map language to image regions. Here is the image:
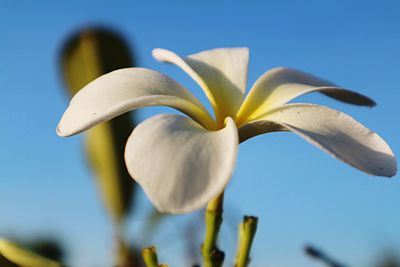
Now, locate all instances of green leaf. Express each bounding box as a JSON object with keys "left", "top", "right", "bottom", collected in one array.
[
  {"left": 0, "top": 239, "right": 62, "bottom": 267},
  {"left": 60, "top": 28, "right": 137, "bottom": 224}
]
